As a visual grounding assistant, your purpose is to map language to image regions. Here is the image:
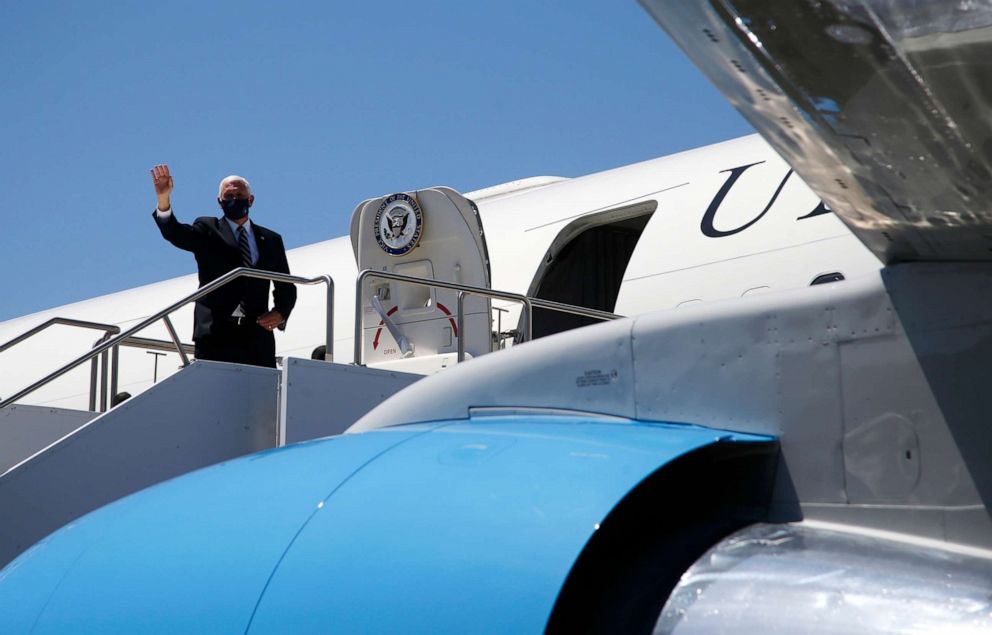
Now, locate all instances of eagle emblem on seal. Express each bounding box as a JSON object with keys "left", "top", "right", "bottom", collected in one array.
[{"left": 374, "top": 193, "right": 424, "bottom": 256}]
